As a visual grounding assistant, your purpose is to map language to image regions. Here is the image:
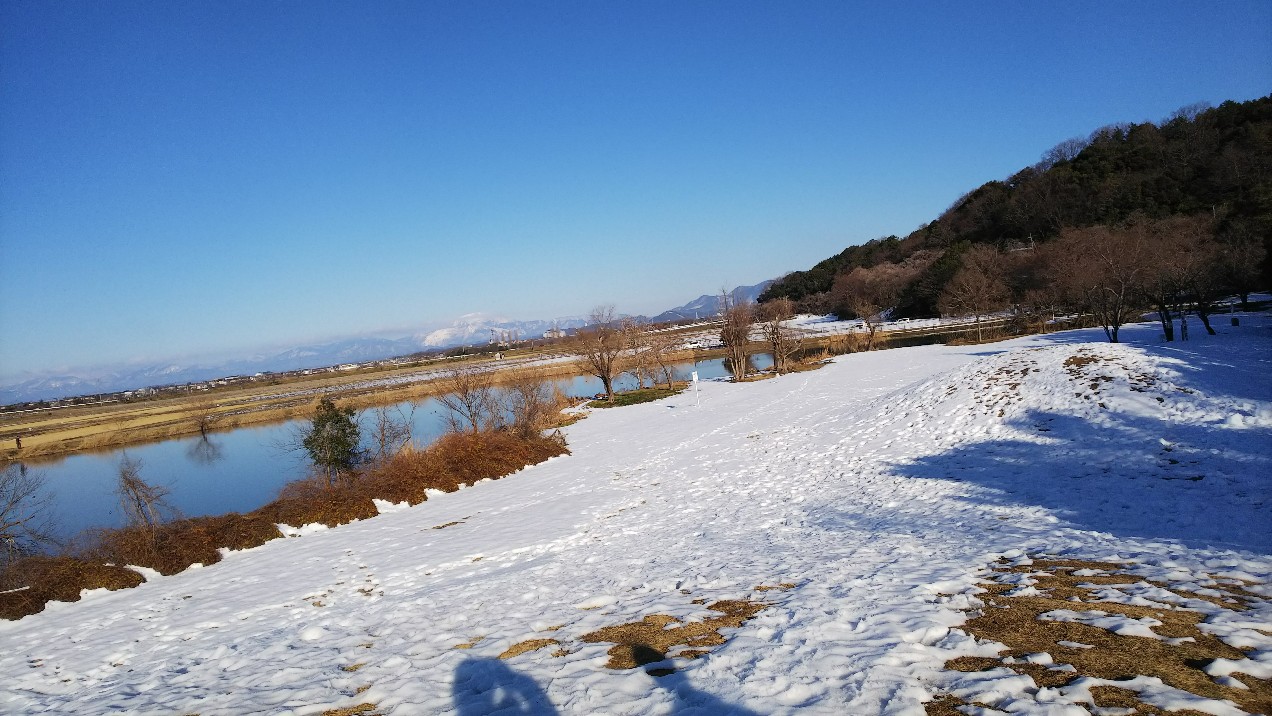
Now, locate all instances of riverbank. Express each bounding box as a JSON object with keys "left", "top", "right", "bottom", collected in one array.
[
  {"left": 0, "top": 317, "right": 1022, "bottom": 462},
  {"left": 0, "top": 347, "right": 701, "bottom": 462}
]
